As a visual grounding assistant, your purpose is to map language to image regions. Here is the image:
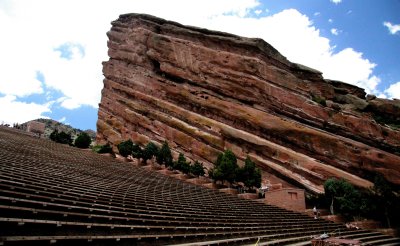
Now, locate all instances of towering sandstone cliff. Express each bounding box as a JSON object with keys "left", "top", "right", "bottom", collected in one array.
[{"left": 97, "top": 13, "right": 400, "bottom": 193}]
